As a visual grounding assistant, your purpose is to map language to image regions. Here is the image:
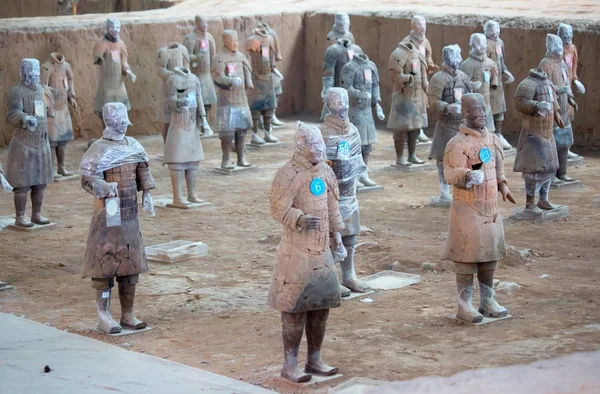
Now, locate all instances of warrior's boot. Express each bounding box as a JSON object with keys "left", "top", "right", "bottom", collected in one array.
[
  {"left": 251, "top": 116, "right": 266, "bottom": 145},
  {"left": 201, "top": 116, "right": 214, "bottom": 137},
  {"left": 185, "top": 170, "right": 203, "bottom": 203},
  {"left": 567, "top": 149, "right": 579, "bottom": 158},
  {"left": 96, "top": 289, "right": 122, "bottom": 334},
  {"left": 305, "top": 309, "right": 338, "bottom": 376},
  {"left": 263, "top": 115, "right": 279, "bottom": 143},
  {"left": 52, "top": 148, "right": 62, "bottom": 180},
  {"left": 221, "top": 139, "right": 234, "bottom": 169},
  {"left": 281, "top": 312, "right": 311, "bottom": 383},
  {"left": 358, "top": 152, "right": 377, "bottom": 187},
  {"left": 118, "top": 283, "right": 146, "bottom": 330},
  {"left": 456, "top": 273, "right": 483, "bottom": 323},
  {"left": 407, "top": 130, "right": 424, "bottom": 164},
  {"left": 170, "top": 170, "right": 188, "bottom": 207},
  {"left": 537, "top": 179, "right": 559, "bottom": 210},
  {"left": 271, "top": 112, "right": 285, "bottom": 127},
  {"left": 525, "top": 193, "right": 542, "bottom": 213},
  {"left": 56, "top": 145, "right": 74, "bottom": 176},
  {"left": 340, "top": 239, "right": 371, "bottom": 293},
  {"left": 478, "top": 268, "right": 508, "bottom": 318},
  {"left": 394, "top": 135, "right": 410, "bottom": 166},
  {"left": 14, "top": 191, "right": 33, "bottom": 228},
  {"left": 235, "top": 133, "right": 251, "bottom": 167},
  {"left": 31, "top": 187, "right": 50, "bottom": 225},
  {"left": 416, "top": 128, "right": 430, "bottom": 143}
]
